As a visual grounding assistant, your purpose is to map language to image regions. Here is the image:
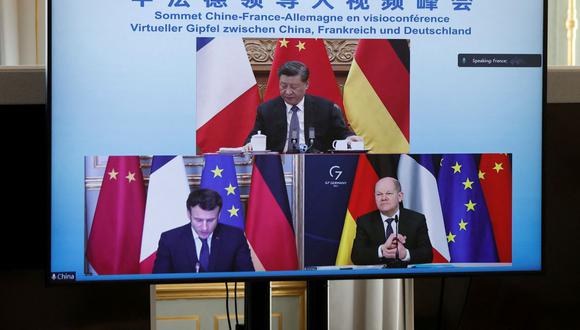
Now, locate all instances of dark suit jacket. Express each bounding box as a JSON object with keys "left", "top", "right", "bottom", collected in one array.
[
  {"left": 152, "top": 223, "right": 254, "bottom": 273},
  {"left": 351, "top": 208, "right": 433, "bottom": 265},
  {"left": 245, "top": 95, "right": 354, "bottom": 152}
]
